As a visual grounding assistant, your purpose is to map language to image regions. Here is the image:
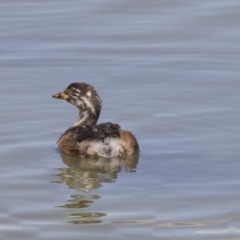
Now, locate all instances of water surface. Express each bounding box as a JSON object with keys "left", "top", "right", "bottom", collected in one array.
[{"left": 1, "top": 0, "right": 240, "bottom": 239}]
